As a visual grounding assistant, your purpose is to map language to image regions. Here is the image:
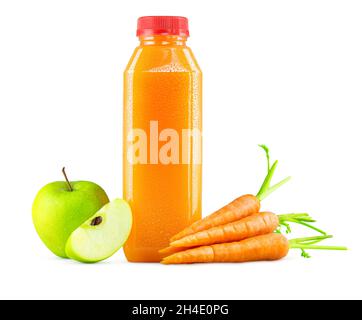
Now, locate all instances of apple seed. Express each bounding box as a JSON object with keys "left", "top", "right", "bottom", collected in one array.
[{"left": 90, "top": 216, "right": 103, "bottom": 226}]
